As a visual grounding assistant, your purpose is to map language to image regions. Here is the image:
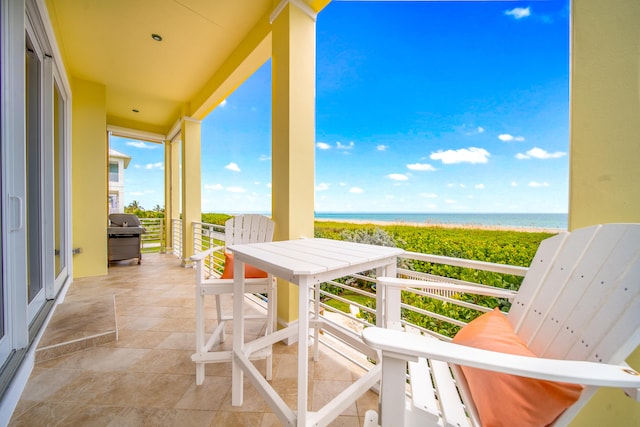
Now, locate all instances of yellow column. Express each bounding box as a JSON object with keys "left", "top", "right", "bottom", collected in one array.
[
  {"left": 163, "top": 139, "right": 180, "bottom": 252},
  {"left": 569, "top": 0, "right": 640, "bottom": 230},
  {"left": 71, "top": 78, "right": 108, "bottom": 277},
  {"left": 271, "top": 2, "right": 317, "bottom": 325},
  {"left": 180, "top": 117, "right": 202, "bottom": 266},
  {"left": 568, "top": 0, "right": 639, "bottom": 425}
]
